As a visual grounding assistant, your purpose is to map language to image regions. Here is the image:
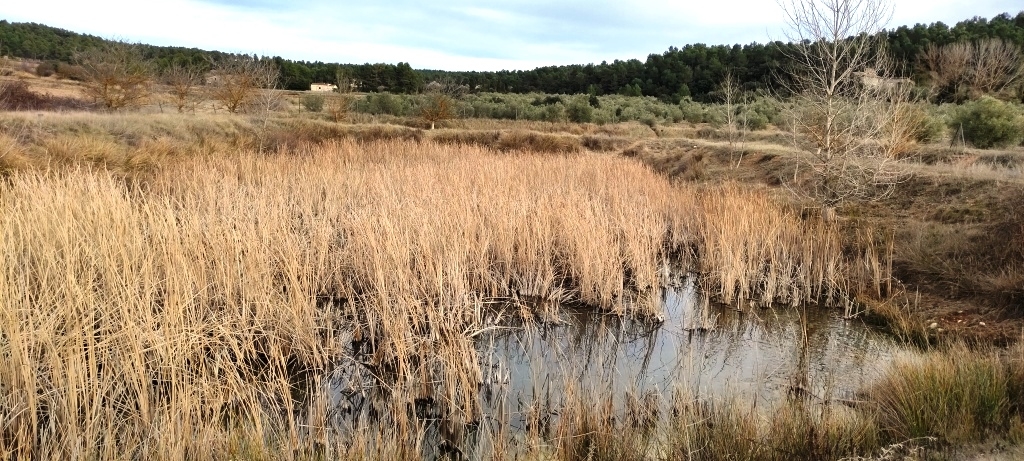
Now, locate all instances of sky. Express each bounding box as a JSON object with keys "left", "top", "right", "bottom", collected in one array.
[{"left": 3, "top": 0, "right": 1022, "bottom": 71}]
